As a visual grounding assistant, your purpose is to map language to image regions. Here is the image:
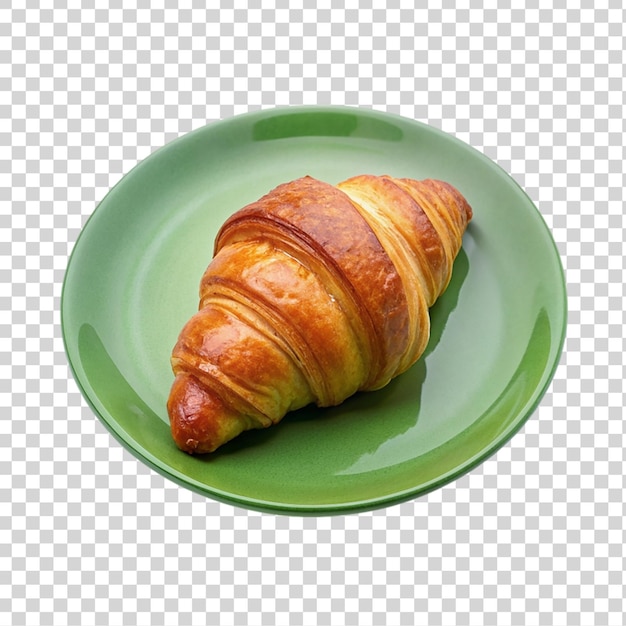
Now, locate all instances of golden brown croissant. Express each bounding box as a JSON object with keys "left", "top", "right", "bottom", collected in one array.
[{"left": 167, "top": 175, "right": 472, "bottom": 453}]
